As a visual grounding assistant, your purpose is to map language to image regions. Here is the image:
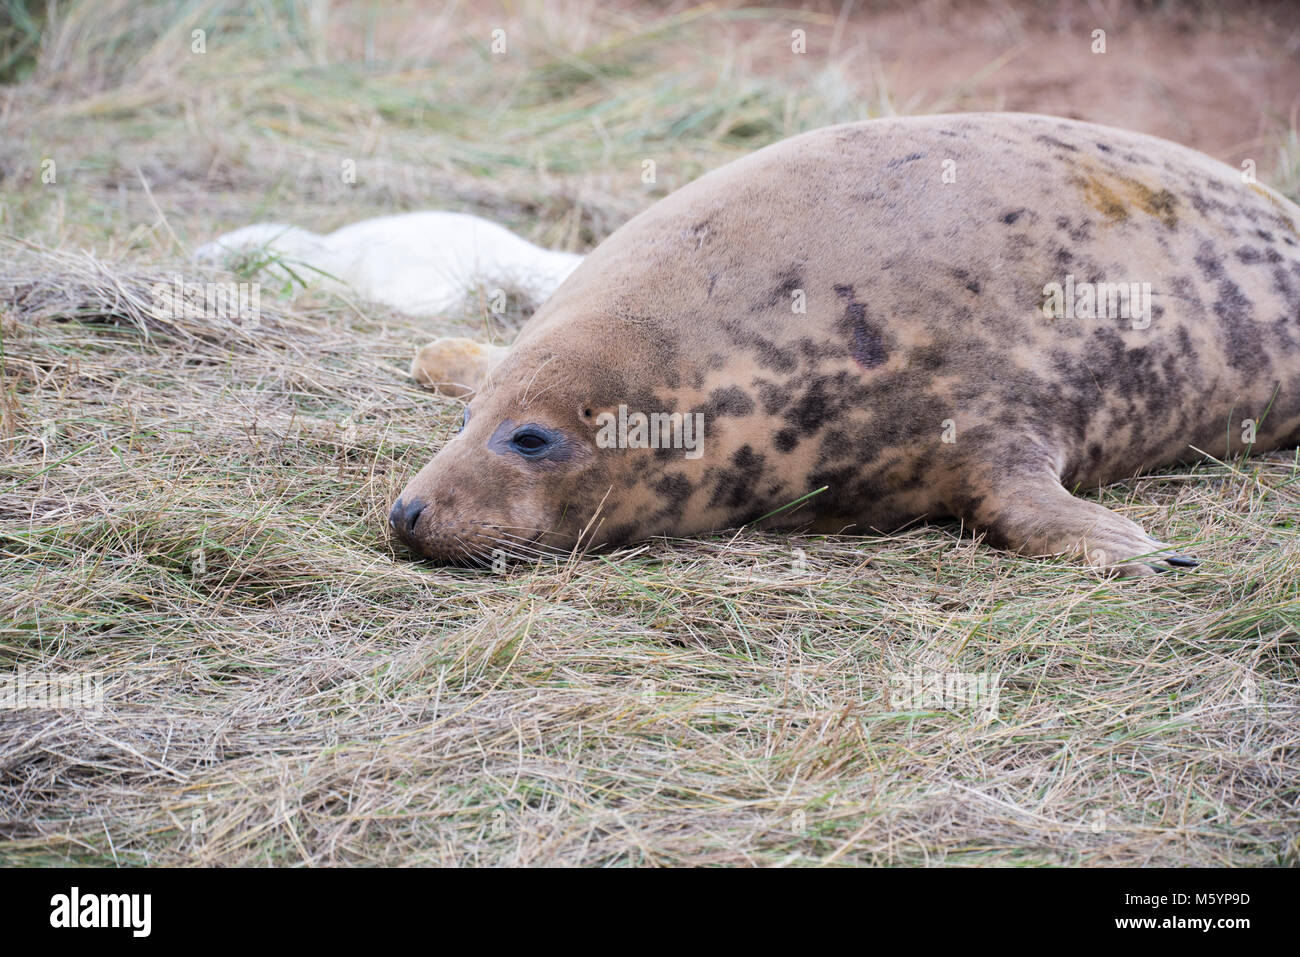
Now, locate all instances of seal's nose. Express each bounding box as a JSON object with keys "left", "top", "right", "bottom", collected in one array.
[{"left": 388, "top": 497, "right": 426, "bottom": 540}]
